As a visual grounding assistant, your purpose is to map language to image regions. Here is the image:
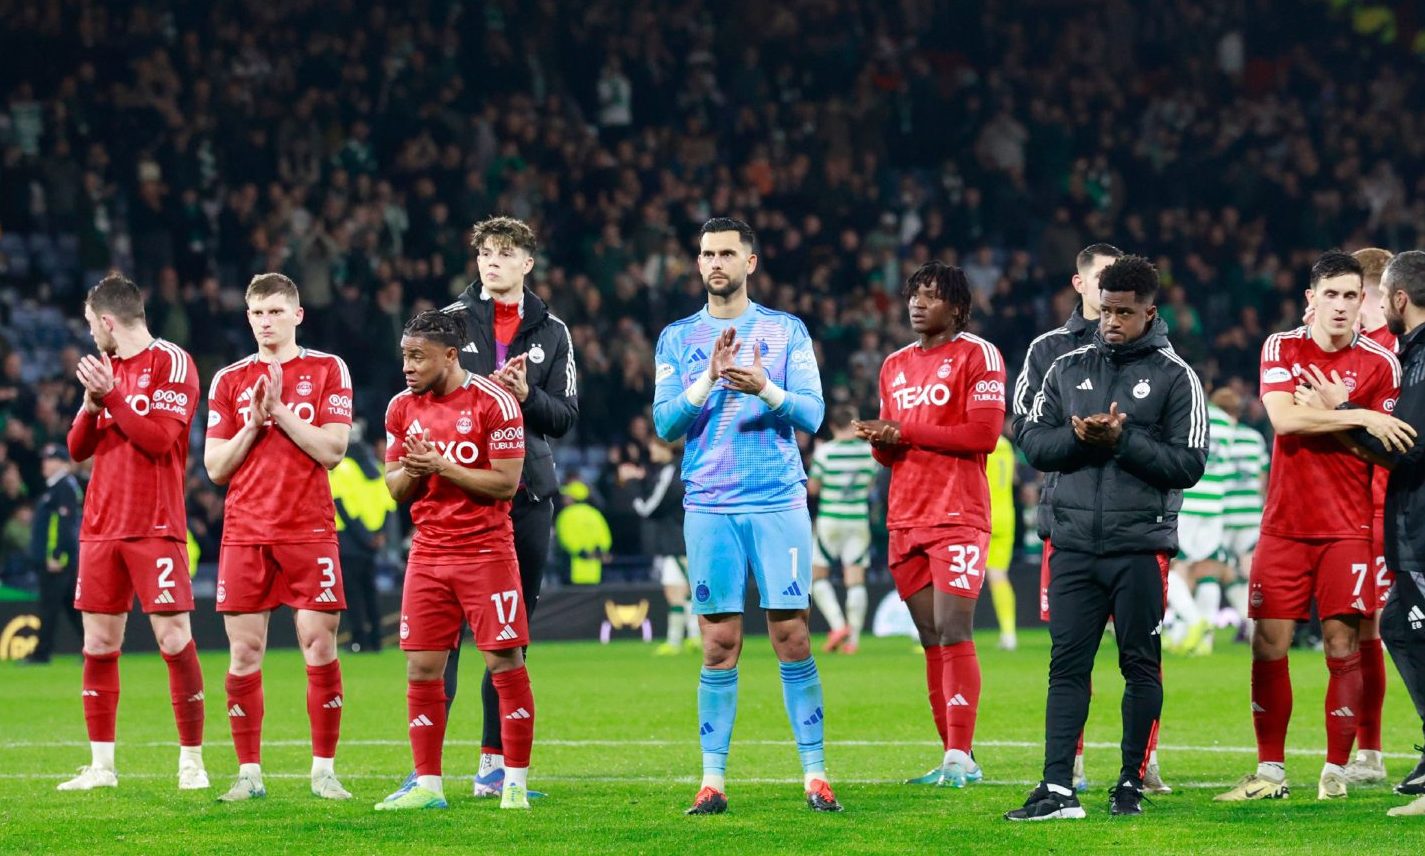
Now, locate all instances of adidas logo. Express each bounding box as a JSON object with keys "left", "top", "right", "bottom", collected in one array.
[
  {"left": 496, "top": 624, "right": 519, "bottom": 642},
  {"left": 228, "top": 704, "right": 247, "bottom": 718},
  {"left": 1251, "top": 702, "right": 1265, "bottom": 713},
  {"left": 323, "top": 696, "right": 343, "bottom": 710},
  {"left": 892, "top": 371, "right": 907, "bottom": 387},
  {"left": 153, "top": 590, "right": 176, "bottom": 605},
  {"left": 315, "top": 589, "right": 339, "bottom": 604},
  {"left": 699, "top": 721, "right": 715, "bottom": 736},
  {"left": 947, "top": 694, "right": 969, "bottom": 707},
  {"left": 462, "top": 343, "right": 478, "bottom": 353},
  {"left": 406, "top": 419, "right": 425, "bottom": 435},
  {"left": 1329, "top": 707, "right": 1355, "bottom": 718},
  {"left": 1150, "top": 621, "right": 1163, "bottom": 637},
  {"left": 82, "top": 689, "right": 99, "bottom": 697},
  {"left": 782, "top": 580, "right": 804, "bottom": 598},
  {"left": 949, "top": 576, "right": 972, "bottom": 591},
  {"left": 187, "top": 692, "right": 205, "bottom": 703},
  {"left": 802, "top": 707, "right": 823, "bottom": 726},
  {"left": 410, "top": 714, "right": 435, "bottom": 728},
  {"left": 1409, "top": 605, "right": 1425, "bottom": 630},
  {"left": 505, "top": 707, "right": 531, "bottom": 720},
  {"left": 1077, "top": 379, "right": 1094, "bottom": 391},
  {"left": 237, "top": 387, "right": 253, "bottom": 403},
  {"left": 1351, "top": 597, "right": 1366, "bottom": 612},
  {"left": 690, "top": 347, "right": 708, "bottom": 362}
]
